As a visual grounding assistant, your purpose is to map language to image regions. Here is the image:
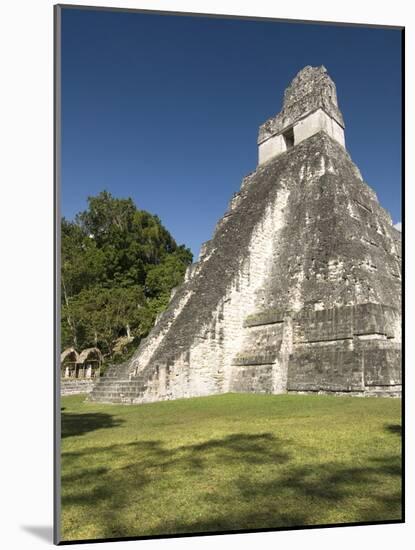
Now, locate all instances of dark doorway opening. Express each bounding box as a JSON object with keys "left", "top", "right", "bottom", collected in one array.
[{"left": 283, "top": 128, "right": 295, "bottom": 150}]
